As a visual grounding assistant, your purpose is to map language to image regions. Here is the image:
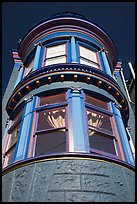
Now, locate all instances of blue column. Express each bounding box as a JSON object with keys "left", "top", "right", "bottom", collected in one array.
[
  {"left": 70, "top": 36, "right": 78, "bottom": 63},
  {"left": 32, "top": 43, "right": 42, "bottom": 71},
  {"left": 100, "top": 49, "right": 112, "bottom": 76},
  {"left": 14, "top": 64, "right": 24, "bottom": 88},
  {"left": 110, "top": 102, "right": 134, "bottom": 165},
  {"left": 67, "top": 88, "right": 89, "bottom": 152},
  {"left": 14, "top": 96, "right": 37, "bottom": 162}
]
